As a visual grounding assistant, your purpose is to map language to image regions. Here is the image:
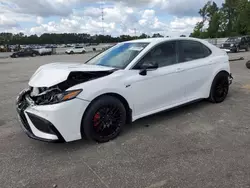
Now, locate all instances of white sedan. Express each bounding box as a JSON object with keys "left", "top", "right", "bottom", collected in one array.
[
  {"left": 16, "top": 37, "right": 233, "bottom": 143},
  {"left": 65, "top": 46, "right": 86, "bottom": 54}
]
